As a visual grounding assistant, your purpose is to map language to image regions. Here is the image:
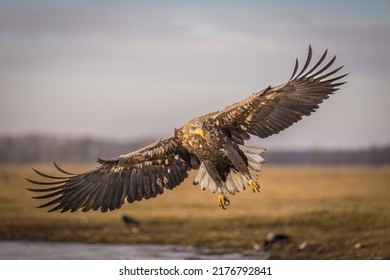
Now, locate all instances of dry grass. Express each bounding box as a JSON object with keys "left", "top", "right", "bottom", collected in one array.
[{"left": 0, "top": 164, "right": 389, "bottom": 259}]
